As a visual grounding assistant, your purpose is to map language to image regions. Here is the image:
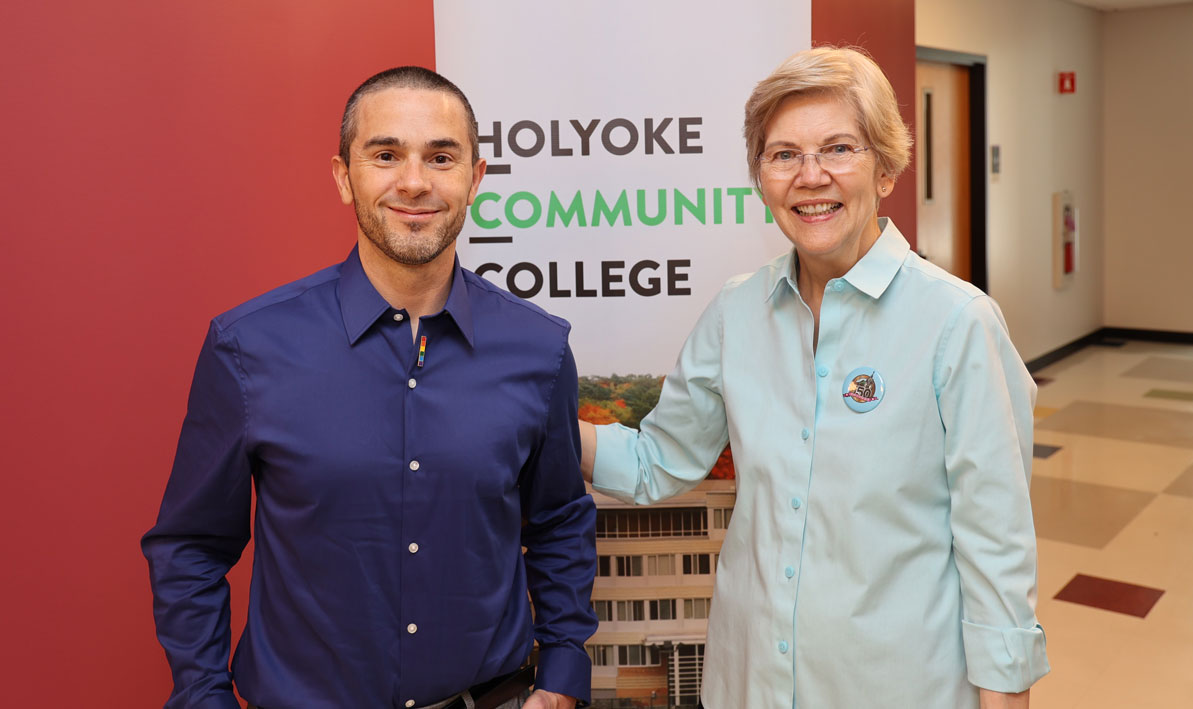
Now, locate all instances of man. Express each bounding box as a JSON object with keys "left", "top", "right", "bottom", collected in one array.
[{"left": 142, "top": 67, "right": 597, "bottom": 709}]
